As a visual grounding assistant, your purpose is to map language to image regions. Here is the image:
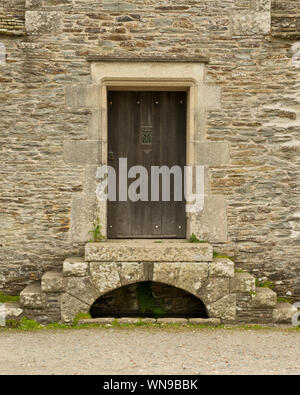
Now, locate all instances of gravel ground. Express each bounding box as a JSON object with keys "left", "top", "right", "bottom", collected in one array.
[{"left": 0, "top": 327, "right": 299, "bottom": 375}]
